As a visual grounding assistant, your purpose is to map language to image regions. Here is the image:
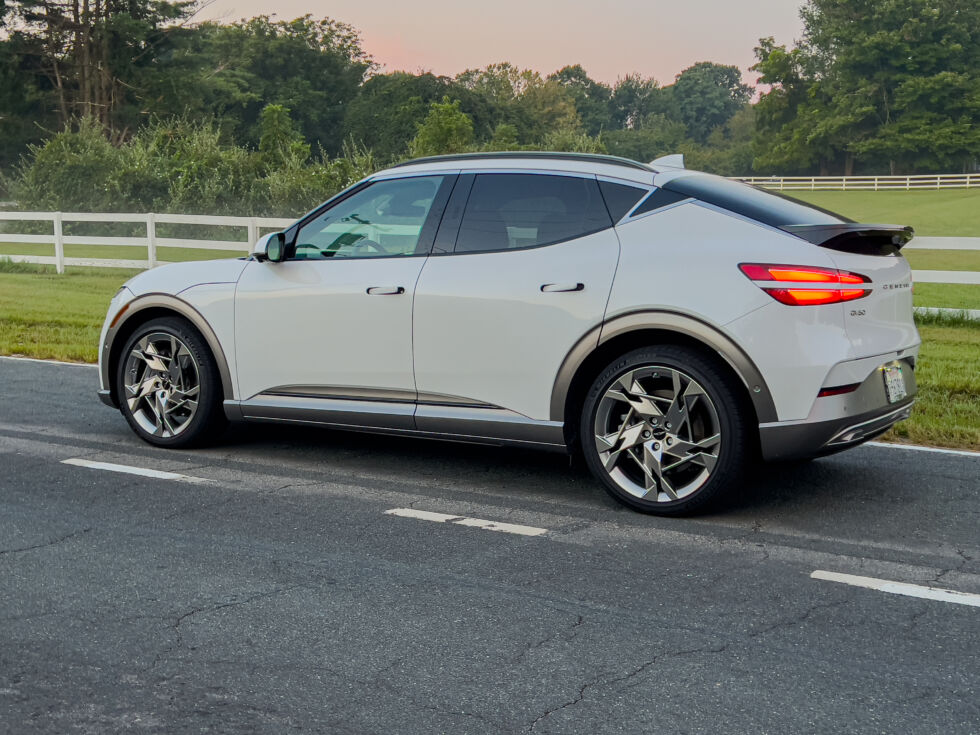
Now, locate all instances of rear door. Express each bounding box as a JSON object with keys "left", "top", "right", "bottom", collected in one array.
[{"left": 412, "top": 172, "right": 620, "bottom": 423}]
